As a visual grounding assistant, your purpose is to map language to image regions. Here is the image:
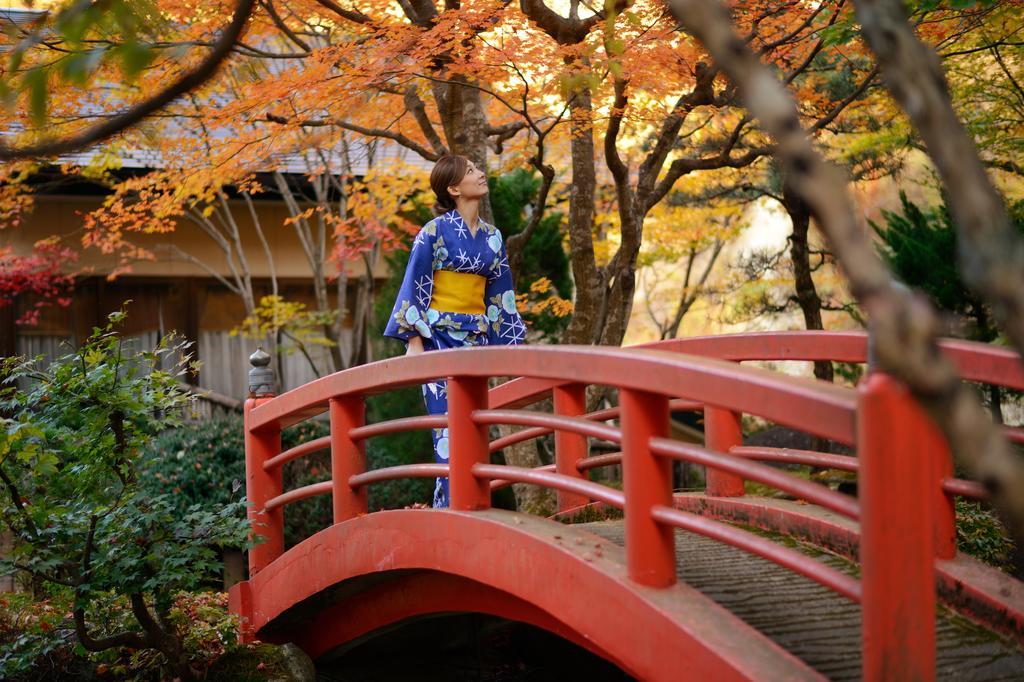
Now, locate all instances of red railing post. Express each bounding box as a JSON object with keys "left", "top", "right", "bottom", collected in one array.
[
  {"left": 925, "top": 417, "right": 956, "bottom": 560},
  {"left": 553, "top": 383, "right": 589, "bottom": 513},
  {"left": 244, "top": 398, "right": 283, "bottom": 576},
  {"left": 704, "top": 406, "right": 745, "bottom": 497},
  {"left": 330, "top": 395, "right": 367, "bottom": 522},
  {"left": 858, "top": 372, "right": 936, "bottom": 680},
  {"left": 621, "top": 389, "right": 675, "bottom": 587},
  {"left": 448, "top": 376, "right": 491, "bottom": 511}
]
